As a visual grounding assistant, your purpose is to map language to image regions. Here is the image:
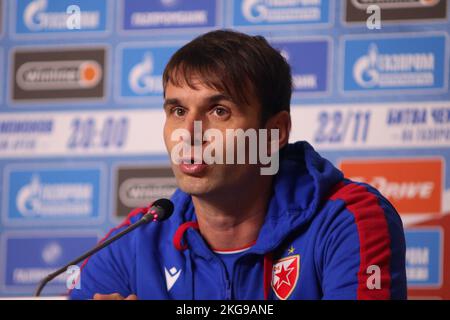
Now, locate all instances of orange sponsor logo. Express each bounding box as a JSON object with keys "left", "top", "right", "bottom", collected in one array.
[{"left": 340, "top": 158, "right": 443, "bottom": 214}]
